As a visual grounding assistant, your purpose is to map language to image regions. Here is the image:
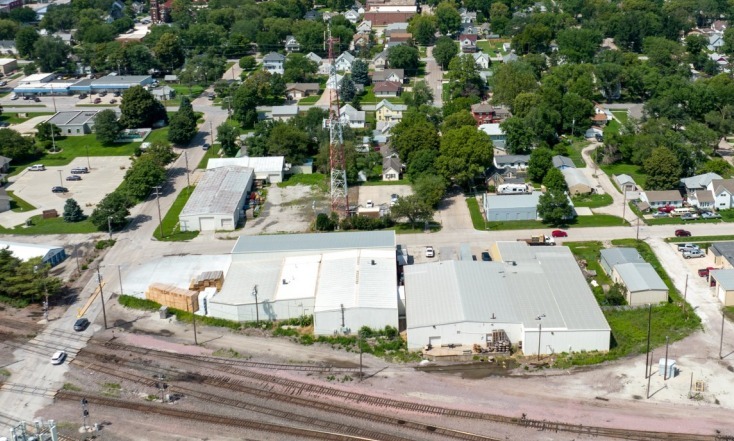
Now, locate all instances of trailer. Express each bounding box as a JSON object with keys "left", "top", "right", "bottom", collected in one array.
[{"left": 517, "top": 235, "right": 555, "bottom": 246}]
